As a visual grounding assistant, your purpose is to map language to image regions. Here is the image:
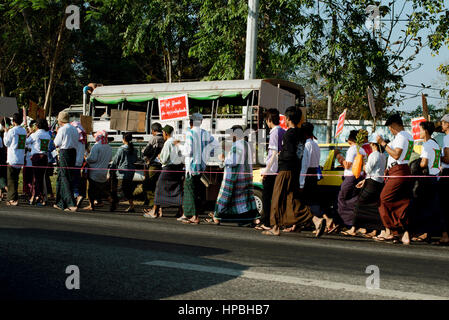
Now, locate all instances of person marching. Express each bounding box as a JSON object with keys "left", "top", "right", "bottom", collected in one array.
[
  {"left": 143, "top": 125, "right": 184, "bottom": 218},
  {"left": 3, "top": 113, "right": 27, "bottom": 206},
  {"left": 110, "top": 132, "right": 138, "bottom": 212},
  {"left": 299, "top": 122, "right": 326, "bottom": 237},
  {"left": 438, "top": 114, "right": 449, "bottom": 245},
  {"left": 205, "top": 125, "right": 258, "bottom": 225},
  {"left": 71, "top": 121, "right": 88, "bottom": 207},
  {"left": 263, "top": 107, "right": 312, "bottom": 236},
  {"left": 142, "top": 123, "right": 164, "bottom": 208},
  {"left": 334, "top": 130, "right": 367, "bottom": 233},
  {"left": 258, "top": 109, "right": 285, "bottom": 231},
  {"left": 180, "top": 113, "right": 219, "bottom": 224},
  {"left": 82, "top": 130, "right": 112, "bottom": 211},
  {"left": 350, "top": 134, "right": 386, "bottom": 238},
  {"left": 26, "top": 118, "right": 51, "bottom": 206},
  {"left": 23, "top": 120, "right": 36, "bottom": 201},
  {"left": 53, "top": 111, "right": 79, "bottom": 212},
  {"left": 409, "top": 121, "right": 441, "bottom": 243},
  {"left": 376, "top": 113, "right": 414, "bottom": 245}
]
